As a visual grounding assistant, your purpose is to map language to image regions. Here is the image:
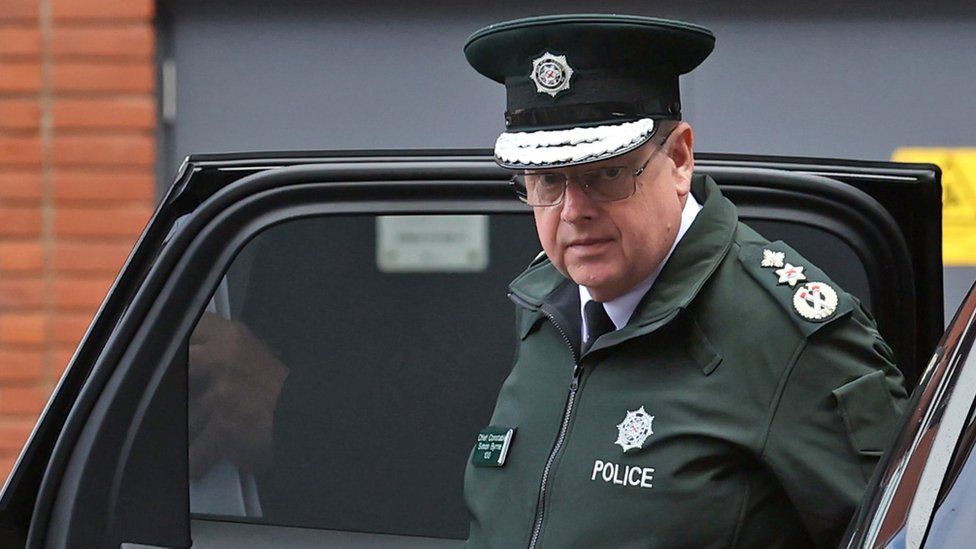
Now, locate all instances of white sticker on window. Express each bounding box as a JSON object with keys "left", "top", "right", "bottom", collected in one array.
[{"left": 376, "top": 215, "right": 489, "bottom": 273}]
